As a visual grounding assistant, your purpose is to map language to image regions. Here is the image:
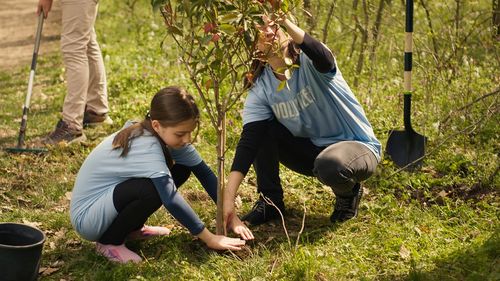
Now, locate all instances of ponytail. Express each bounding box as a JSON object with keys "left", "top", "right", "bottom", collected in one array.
[
  {"left": 111, "top": 86, "right": 199, "bottom": 169},
  {"left": 112, "top": 114, "right": 174, "bottom": 168}
]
